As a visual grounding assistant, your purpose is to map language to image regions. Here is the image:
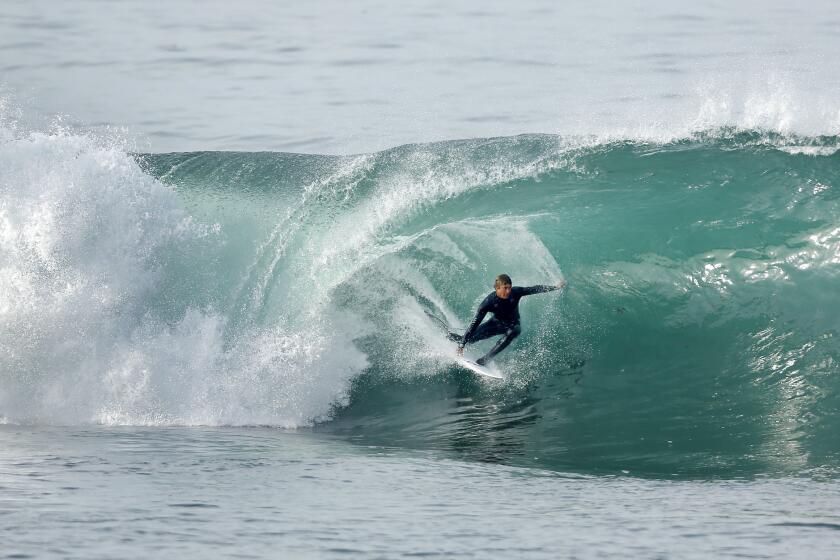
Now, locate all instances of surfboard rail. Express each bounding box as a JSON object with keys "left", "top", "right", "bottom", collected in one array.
[{"left": 455, "top": 357, "right": 505, "bottom": 379}]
